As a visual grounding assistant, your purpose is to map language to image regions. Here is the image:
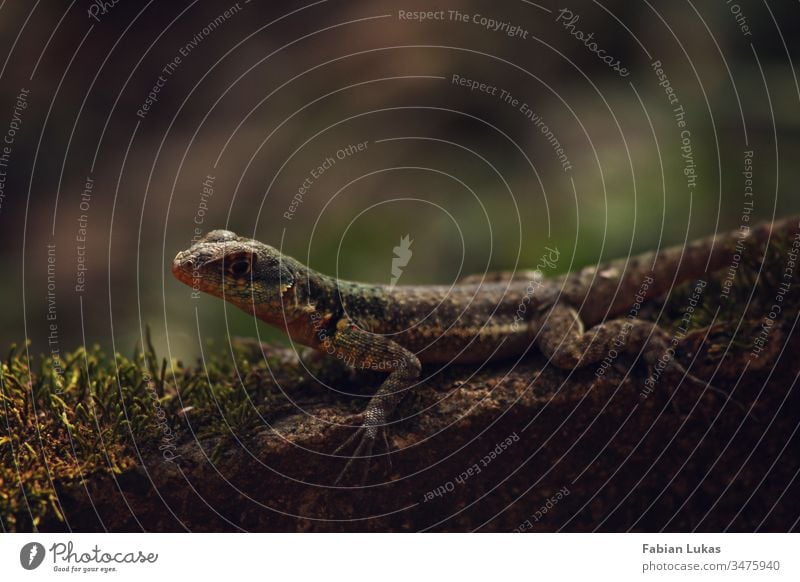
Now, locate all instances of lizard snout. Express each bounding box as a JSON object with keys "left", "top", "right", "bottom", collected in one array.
[{"left": 171, "top": 250, "right": 194, "bottom": 281}]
